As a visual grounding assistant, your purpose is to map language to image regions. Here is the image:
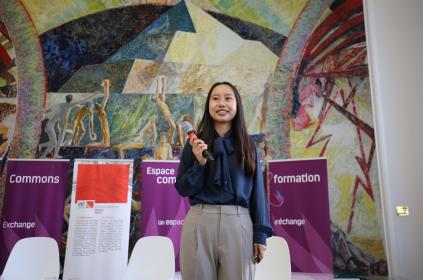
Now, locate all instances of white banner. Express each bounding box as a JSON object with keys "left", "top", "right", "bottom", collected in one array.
[{"left": 63, "top": 159, "right": 133, "bottom": 280}]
